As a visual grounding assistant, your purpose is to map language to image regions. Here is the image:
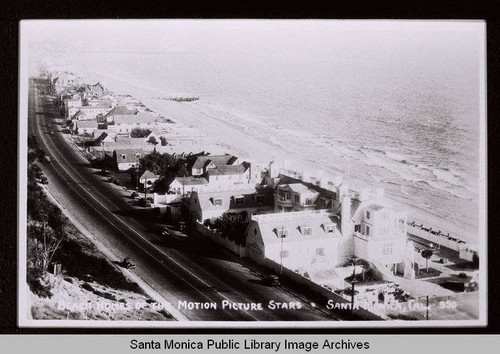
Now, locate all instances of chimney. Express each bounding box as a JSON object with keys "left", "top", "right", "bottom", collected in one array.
[{"left": 341, "top": 195, "right": 351, "bottom": 237}]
